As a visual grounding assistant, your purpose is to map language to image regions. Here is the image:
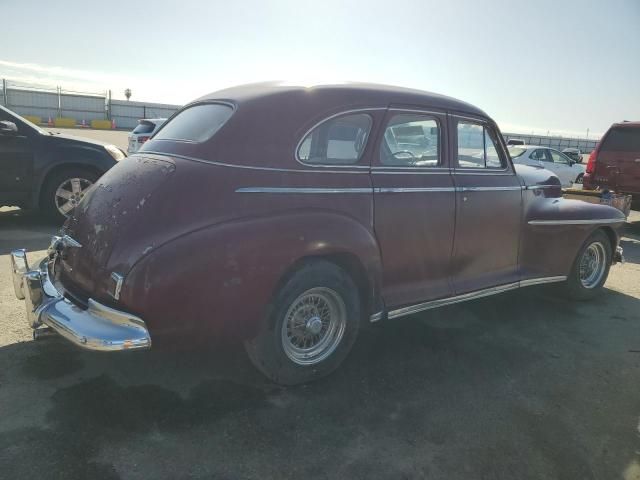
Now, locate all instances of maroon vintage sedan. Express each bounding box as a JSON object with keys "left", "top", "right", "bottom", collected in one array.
[{"left": 11, "top": 83, "right": 626, "bottom": 384}]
